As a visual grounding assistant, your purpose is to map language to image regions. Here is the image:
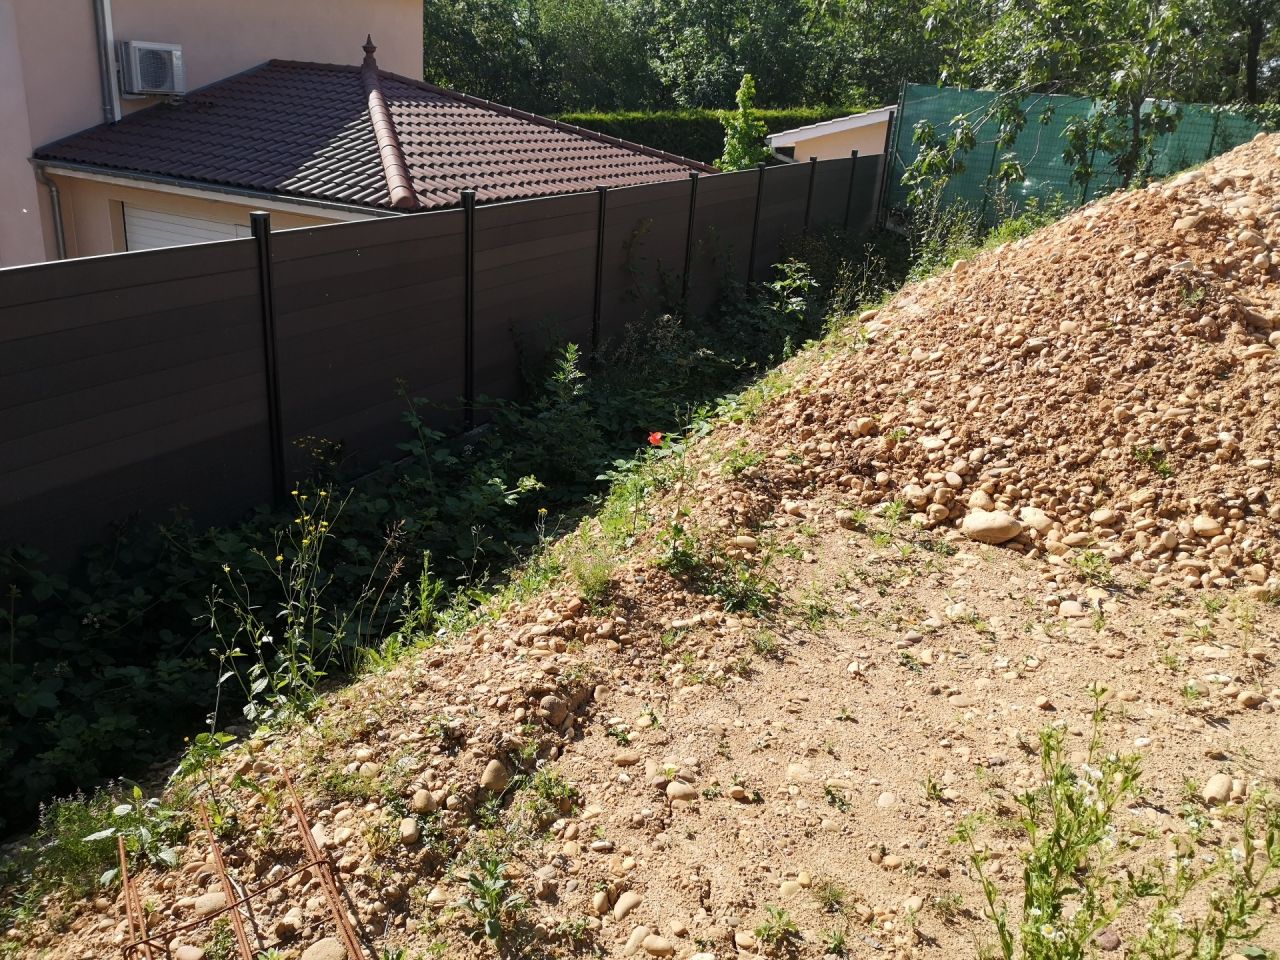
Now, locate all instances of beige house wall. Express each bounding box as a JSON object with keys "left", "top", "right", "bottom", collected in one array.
[
  {"left": 51, "top": 174, "right": 337, "bottom": 259},
  {"left": 773, "top": 122, "right": 890, "bottom": 162},
  {"left": 0, "top": 0, "right": 420, "bottom": 267},
  {"left": 112, "top": 0, "right": 423, "bottom": 119}
]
